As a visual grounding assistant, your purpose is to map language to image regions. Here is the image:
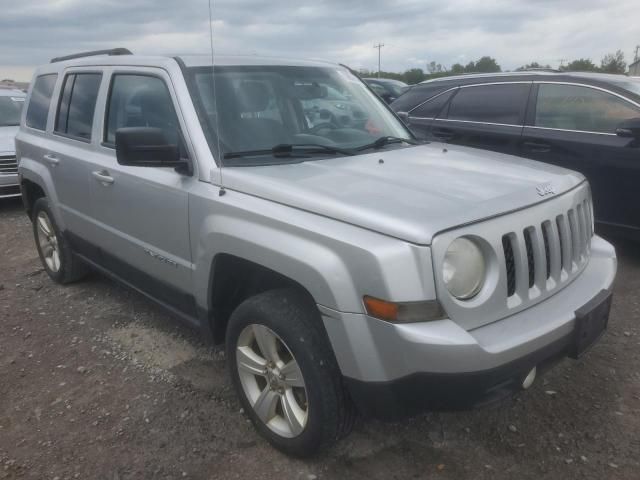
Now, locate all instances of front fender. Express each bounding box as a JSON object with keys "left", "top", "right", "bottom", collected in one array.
[{"left": 189, "top": 188, "right": 437, "bottom": 314}]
